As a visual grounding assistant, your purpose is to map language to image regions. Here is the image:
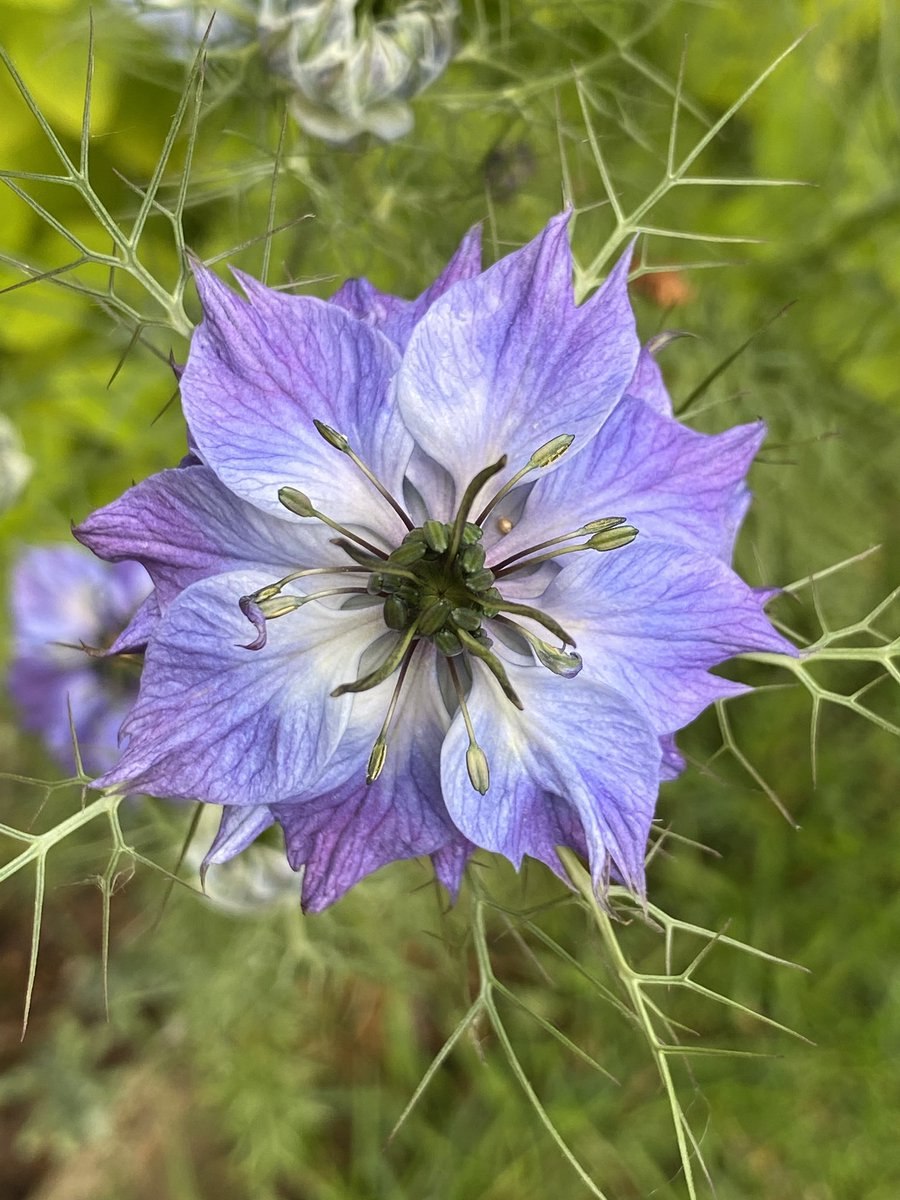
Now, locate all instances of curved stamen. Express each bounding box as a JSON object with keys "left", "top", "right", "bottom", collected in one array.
[
  {"left": 447, "top": 456, "right": 507, "bottom": 563},
  {"left": 366, "top": 643, "right": 419, "bottom": 784},
  {"left": 447, "top": 657, "right": 490, "bottom": 795},
  {"left": 278, "top": 486, "right": 389, "bottom": 560},
  {"left": 481, "top": 599, "right": 576, "bottom": 649},
  {"left": 455, "top": 628, "right": 523, "bottom": 709},
  {"left": 314, "top": 419, "right": 415, "bottom": 531},
  {"left": 490, "top": 517, "right": 627, "bottom": 572},
  {"left": 474, "top": 434, "right": 574, "bottom": 526},
  {"left": 239, "top": 586, "right": 369, "bottom": 650},
  {"left": 331, "top": 617, "right": 421, "bottom": 697},
  {"left": 493, "top": 615, "right": 583, "bottom": 678},
  {"left": 495, "top": 523, "right": 638, "bottom": 578}
]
